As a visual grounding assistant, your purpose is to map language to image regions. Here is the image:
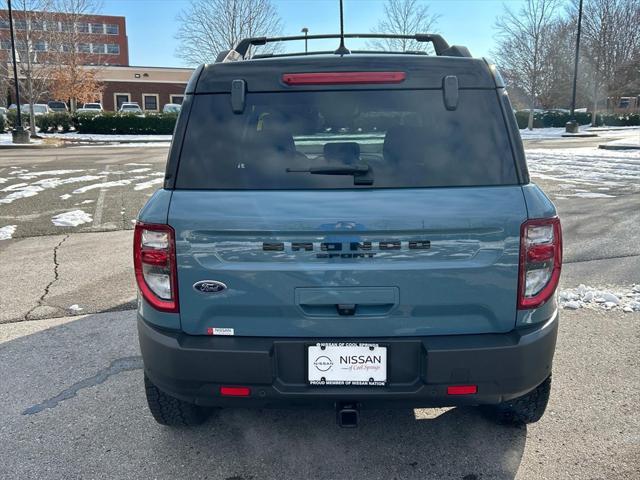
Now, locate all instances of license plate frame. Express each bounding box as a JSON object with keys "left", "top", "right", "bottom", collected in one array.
[{"left": 307, "top": 342, "right": 388, "bottom": 386}]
